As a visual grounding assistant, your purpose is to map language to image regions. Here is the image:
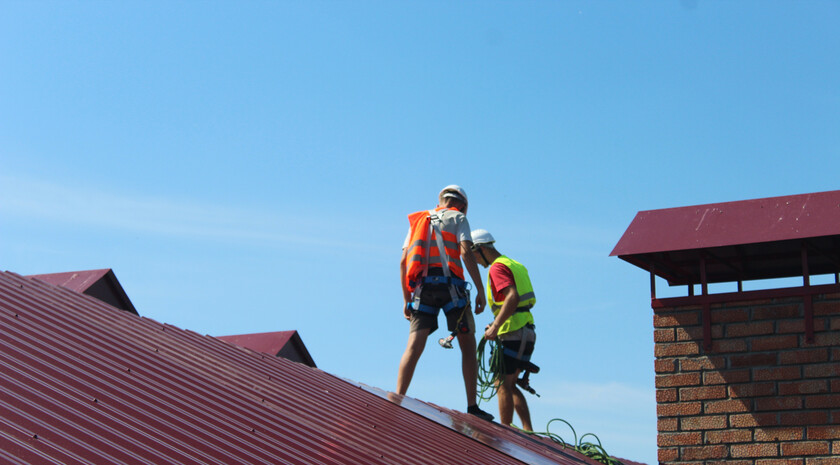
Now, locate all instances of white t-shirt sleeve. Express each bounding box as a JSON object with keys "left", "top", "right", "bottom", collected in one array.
[
  {"left": 402, "top": 228, "right": 411, "bottom": 249},
  {"left": 457, "top": 215, "right": 472, "bottom": 244}
]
